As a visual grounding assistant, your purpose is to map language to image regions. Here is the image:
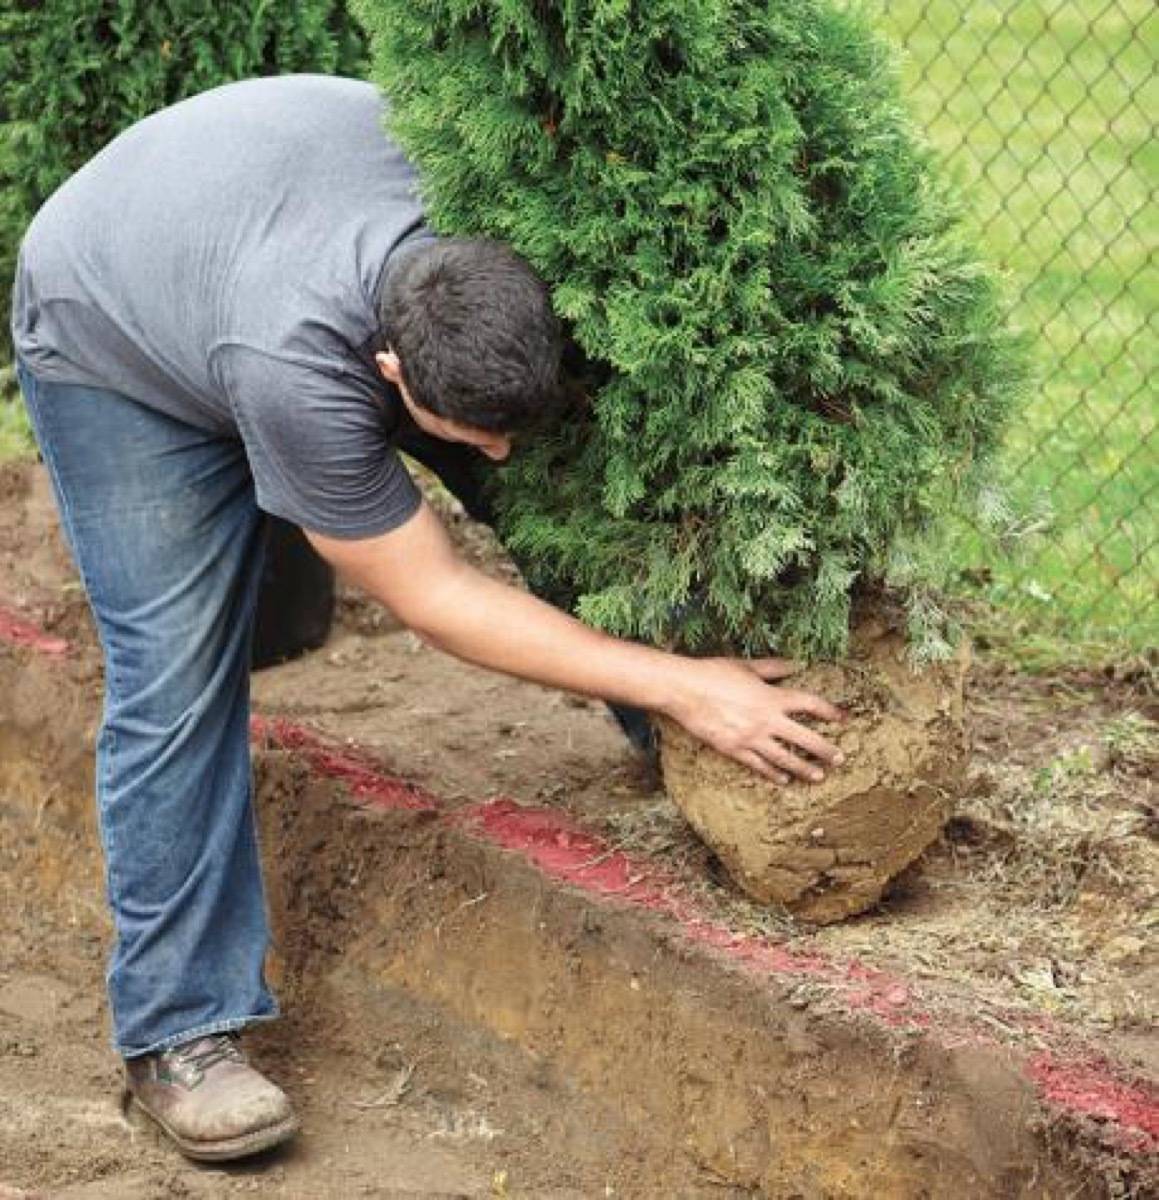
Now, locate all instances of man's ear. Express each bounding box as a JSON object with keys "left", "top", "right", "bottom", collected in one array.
[{"left": 375, "top": 350, "right": 403, "bottom": 386}]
